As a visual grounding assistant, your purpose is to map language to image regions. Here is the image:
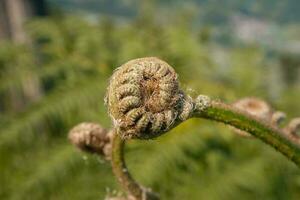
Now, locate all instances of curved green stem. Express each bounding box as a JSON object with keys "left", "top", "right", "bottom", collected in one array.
[
  {"left": 194, "top": 101, "right": 300, "bottom": 167},
  {"left": 111, "top": 132, "right": 159, "bottom": 200}
]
